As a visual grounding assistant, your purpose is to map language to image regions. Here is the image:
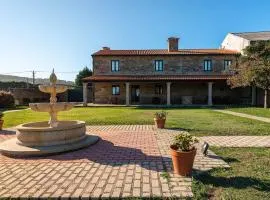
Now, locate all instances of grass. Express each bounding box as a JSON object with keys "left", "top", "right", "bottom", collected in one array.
[
  {"left": 2, "top": 107, "right": 270, "bottom": 136},
  {"left": 226, "top": 107, "right": 270, "bottom": 118},
  {"left": 193, "top": 147, "right": 270, "bottom": 200}
]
